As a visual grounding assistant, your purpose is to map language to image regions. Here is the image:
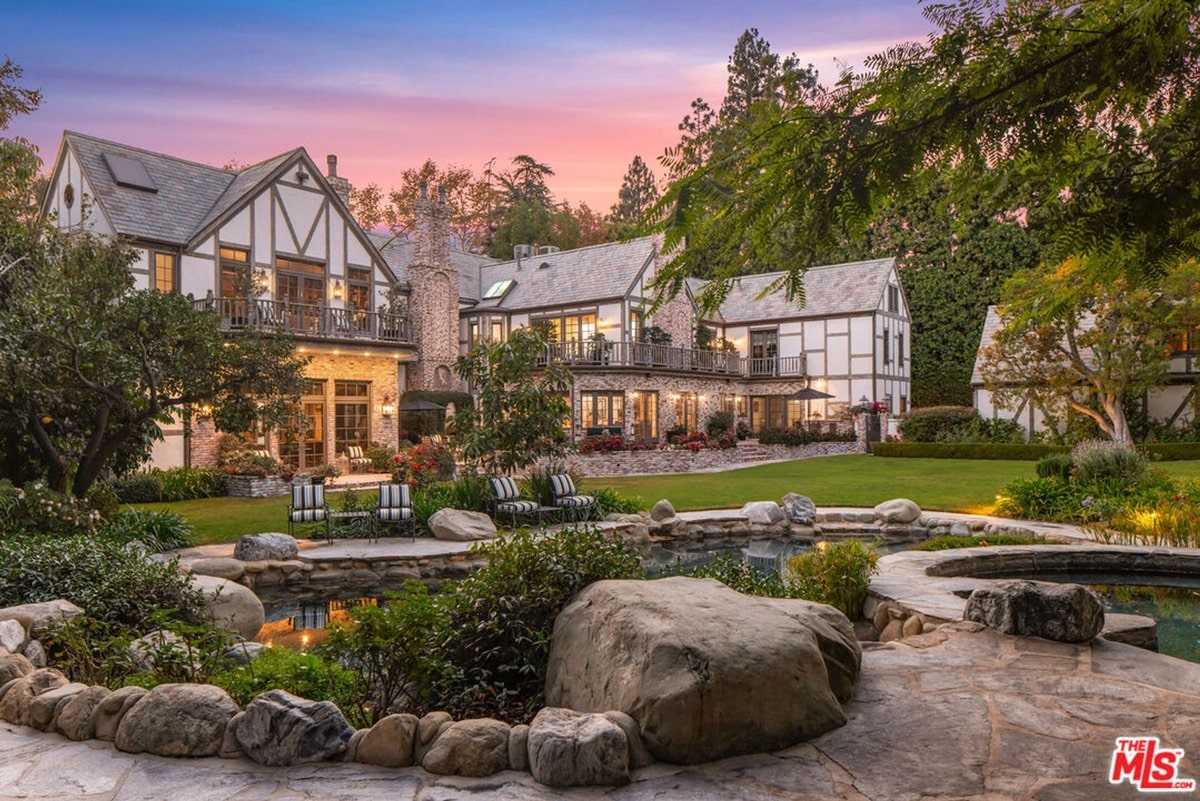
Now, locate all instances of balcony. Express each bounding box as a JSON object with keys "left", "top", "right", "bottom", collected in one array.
[
  {"left": 194, "top": 297, "right": 414, "bottom": 345},
  {"left": 539, "top": 340, "right": 805, "bottom": 379}
]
